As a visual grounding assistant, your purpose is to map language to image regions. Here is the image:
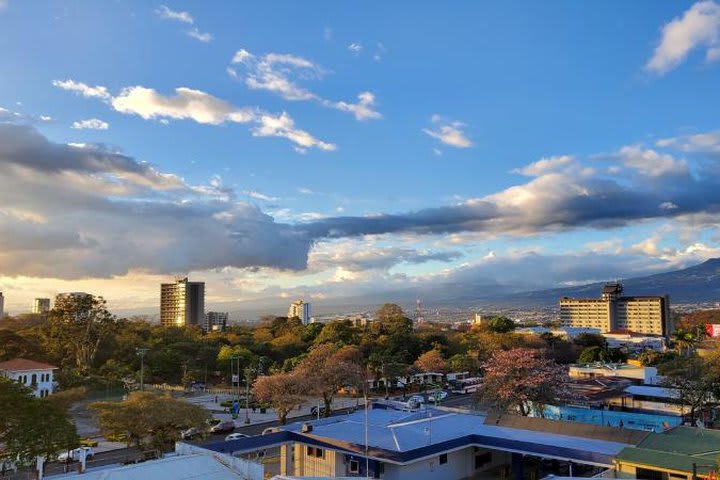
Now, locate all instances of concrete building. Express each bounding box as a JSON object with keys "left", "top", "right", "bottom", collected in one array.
[
  {"left": 32, "top": 297, "right": 51, "bottom": 314},
  {"left": 0, "top": 291, "right": 4, "bottom": 319},
  {"left": 569, "top": 363, "right": 659, "bottom": 385},
  {"left": 202, "top": 404, "right": 648, "bottom": 480},
  {"left": 0, "top": 358, "right": 57, "bottom": 397},
  {"left": 160, "top": 278, "right": 205, "bottom": 328},
  {"left": 560, "top": 282, "right": 671, "bottom": 337},
  {"left": 206, "top": 311, "right": 228, "bottom": 332},
  {"left": 288, "top": 300, "right": 311, "bottom": 325}
]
